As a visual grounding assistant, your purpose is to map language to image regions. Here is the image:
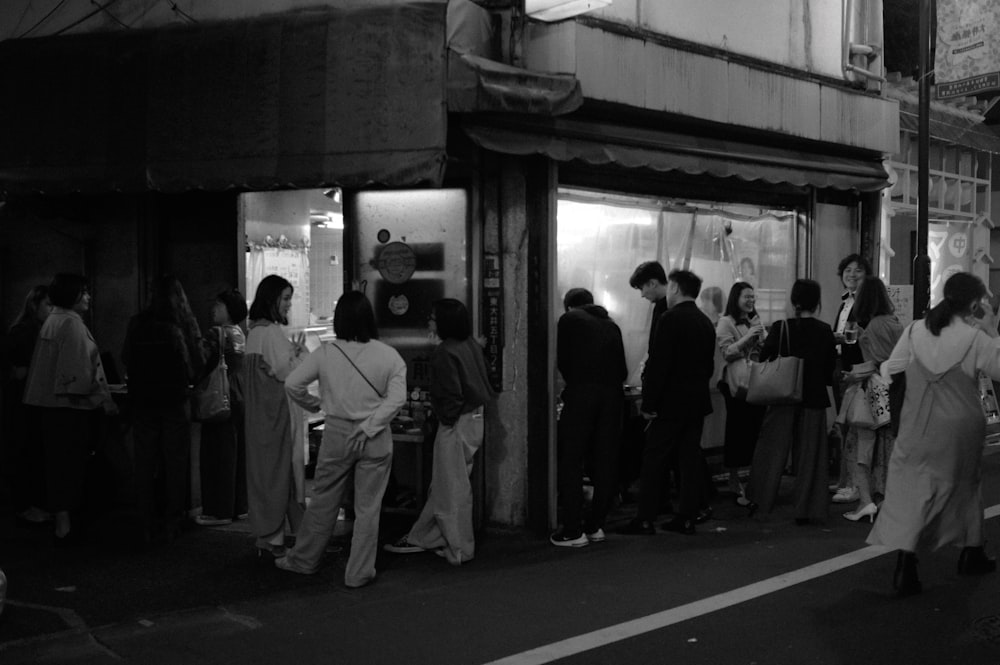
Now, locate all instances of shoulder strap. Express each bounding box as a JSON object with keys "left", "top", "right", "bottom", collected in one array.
[{"left": 330, "top": 342, "right": 384, "bottom": 398}]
